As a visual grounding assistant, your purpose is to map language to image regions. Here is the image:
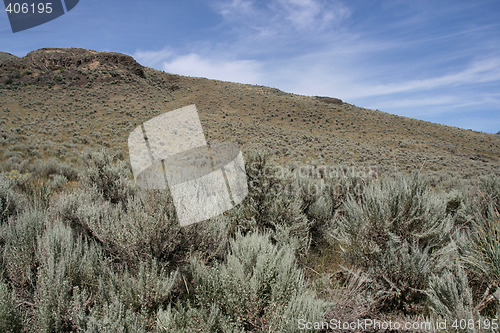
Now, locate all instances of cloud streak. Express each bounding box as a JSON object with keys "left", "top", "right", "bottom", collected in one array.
[
  {"left": 163, "top": 53, "right": 263, "bottom": 84},
  {"left": 359, "top": 57, "right": 500, "bottom": 98},
  {"left": 214, "top": 0, "right": 350, "bottom": 37}
]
